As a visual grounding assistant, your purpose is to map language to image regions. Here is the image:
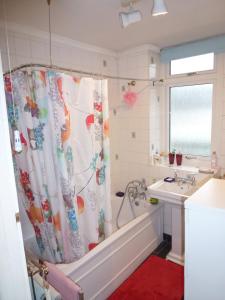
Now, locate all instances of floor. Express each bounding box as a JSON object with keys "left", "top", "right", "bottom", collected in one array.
[
  {"left": 152, "top": 234, "right": 172, "bottom": 258},
  {"left": 108, "top": 234, "right": 185, "bottom": 300}
]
